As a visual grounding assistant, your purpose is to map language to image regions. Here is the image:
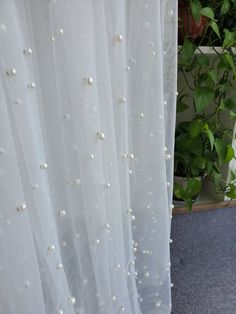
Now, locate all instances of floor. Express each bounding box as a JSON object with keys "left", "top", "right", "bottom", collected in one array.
[{"left": 170, "top": 207, "right": 236, "bottom": 314}]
